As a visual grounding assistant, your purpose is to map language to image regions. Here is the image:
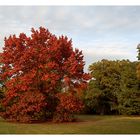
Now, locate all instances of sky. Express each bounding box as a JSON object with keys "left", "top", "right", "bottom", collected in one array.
[{"left": 0, "top": 6, "right": 139, "bottom": 71}]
